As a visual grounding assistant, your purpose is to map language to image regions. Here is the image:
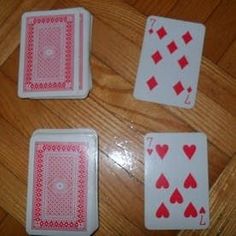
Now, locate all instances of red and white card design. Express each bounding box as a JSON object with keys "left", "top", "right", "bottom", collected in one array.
[
  {"left": 18, "top": 8, "right": 92, "bottom": 99},
  {"left": 26, "top": 129, "right": 98, "bottom": 235},
  {"left": 144, "top": 133, "right": 209, "bottom": 229},
  {"left": 134, "top": 16, "right": 205, "bottom": 108}
]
